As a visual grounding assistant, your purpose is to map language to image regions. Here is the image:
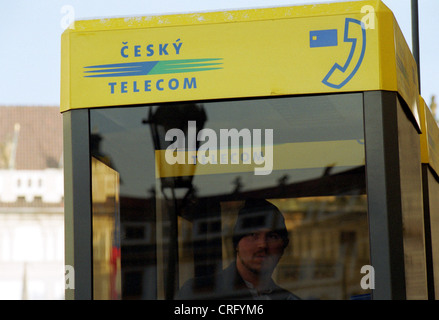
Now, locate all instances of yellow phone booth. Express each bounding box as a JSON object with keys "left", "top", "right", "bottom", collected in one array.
[{"left": 62, "top": 0, "right": 432, "bottom": 300}]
